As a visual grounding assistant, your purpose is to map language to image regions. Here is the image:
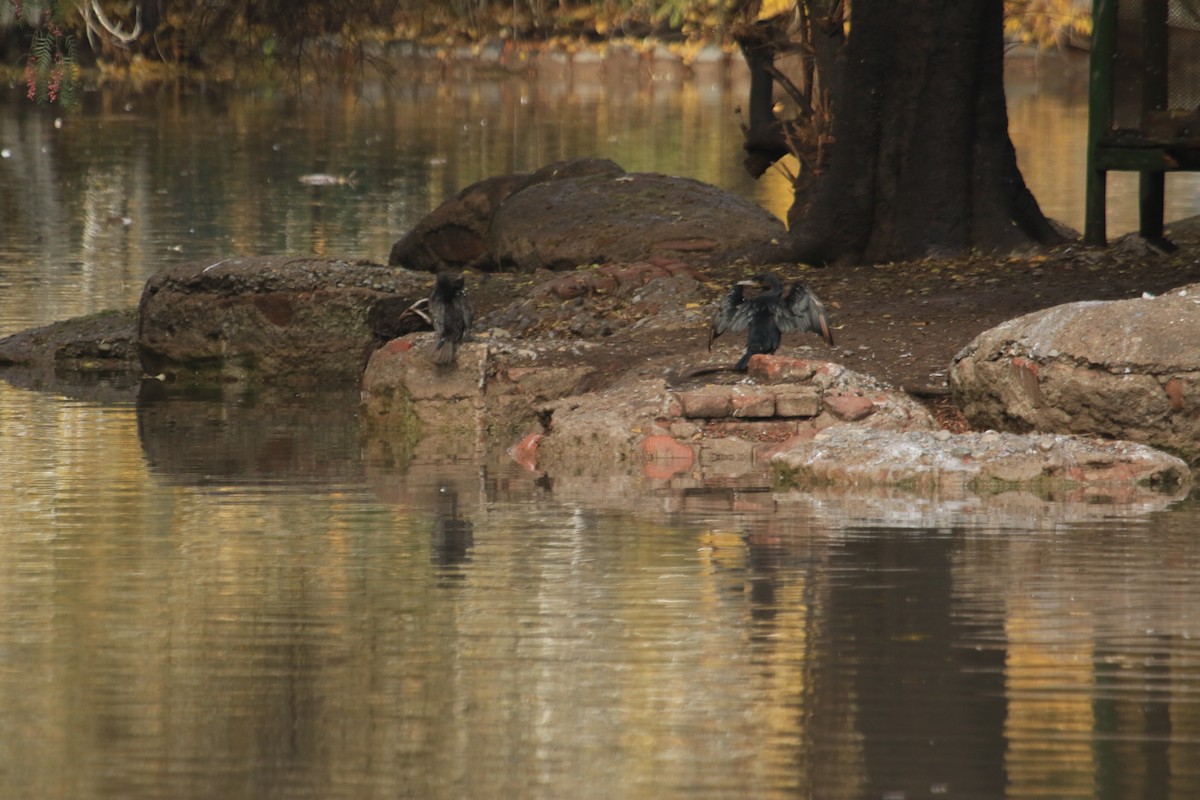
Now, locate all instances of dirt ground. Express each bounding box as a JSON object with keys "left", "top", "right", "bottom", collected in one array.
[
  {"left": 790, "top": 234, "right": 1200, "bottom": 390},
  {"left": 784, "top": 234, "right": 1200, "bottom": 428},
  {"left": 467, "top": 221, "right": 1200, "bottom": 431}
]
